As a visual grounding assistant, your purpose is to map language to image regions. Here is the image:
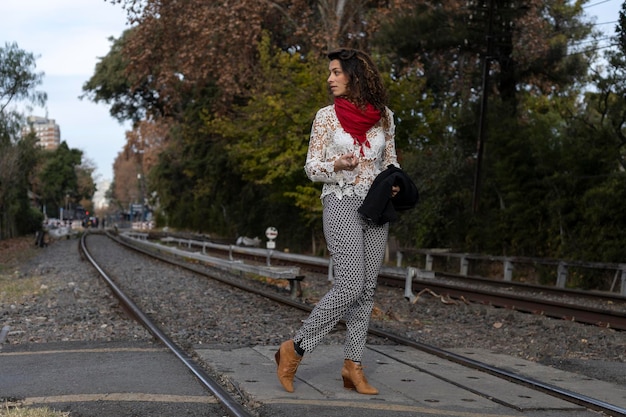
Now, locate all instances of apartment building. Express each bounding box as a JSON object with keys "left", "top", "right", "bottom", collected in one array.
[{"left": 22, "top": 116, "right": 61, "bottom": 150}]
